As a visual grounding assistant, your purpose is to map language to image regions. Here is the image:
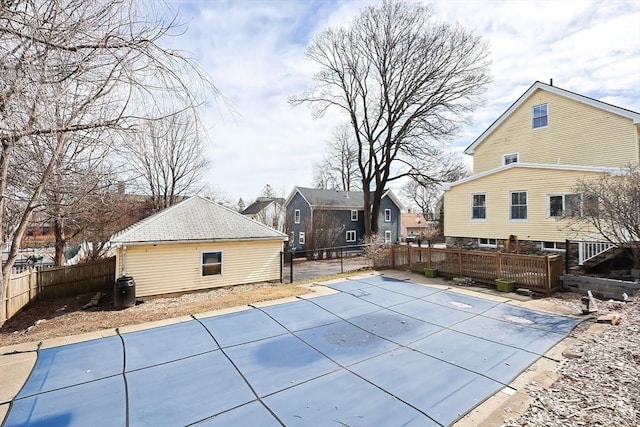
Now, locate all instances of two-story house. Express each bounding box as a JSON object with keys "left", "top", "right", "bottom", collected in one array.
[
  {"left": 443, "top": 81, "right": 640, "bottom": 255},
  {"left": 285, "top": 187, "right": 403, "bottom": 252}
]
